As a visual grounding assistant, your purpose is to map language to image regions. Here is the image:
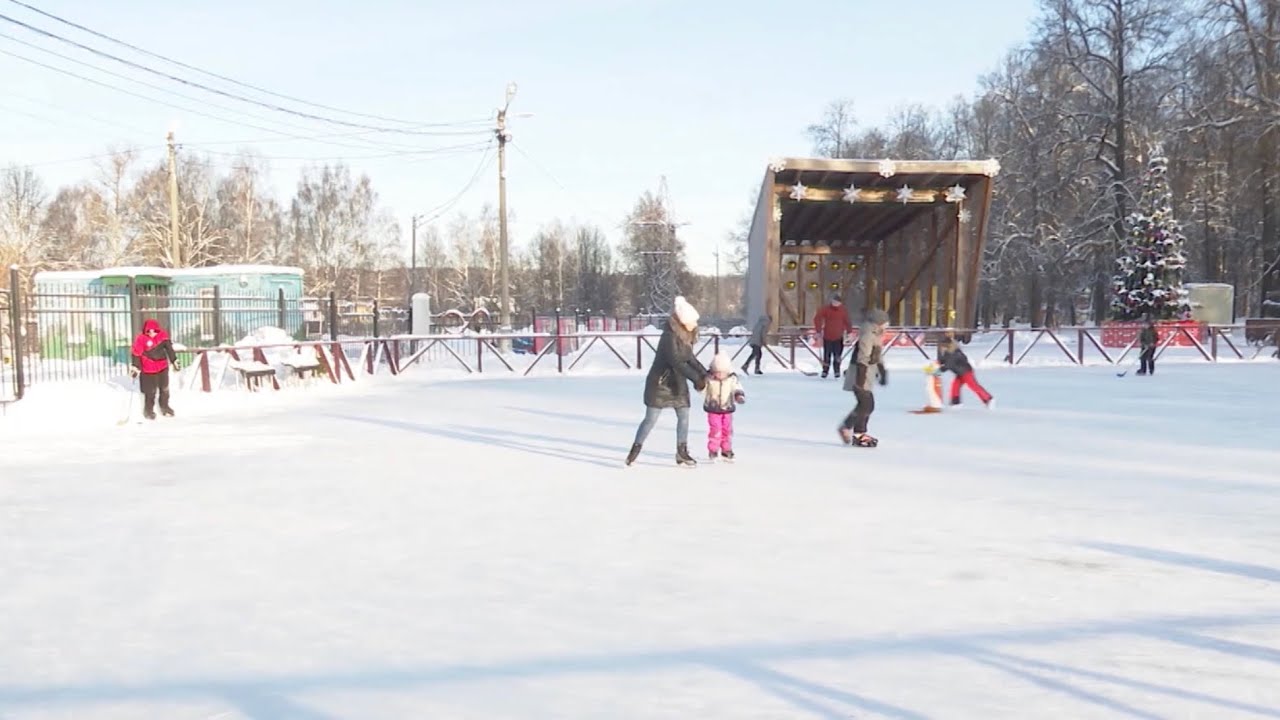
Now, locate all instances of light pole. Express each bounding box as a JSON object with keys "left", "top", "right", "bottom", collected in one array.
[
  {"left": 497, "top": 82, "right": 516, "bottom": 345},
  {"left": 410, "top": 213, "right": 423, "bottom": 295}
]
